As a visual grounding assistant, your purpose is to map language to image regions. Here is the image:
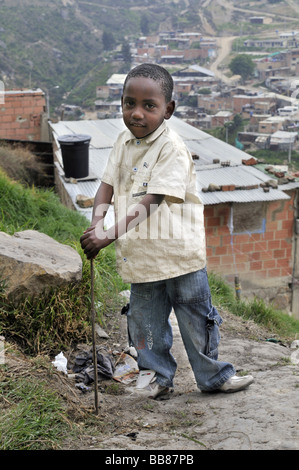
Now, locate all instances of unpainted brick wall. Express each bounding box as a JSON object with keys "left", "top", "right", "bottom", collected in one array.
[
  {"left": 204, "top": 196, "right": 294, "bottom": 286},
  {"left": 0, "top": 91, "right": 46, "bottom": 141}
]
